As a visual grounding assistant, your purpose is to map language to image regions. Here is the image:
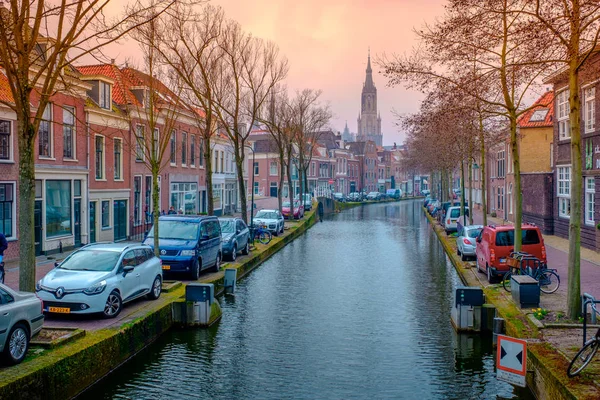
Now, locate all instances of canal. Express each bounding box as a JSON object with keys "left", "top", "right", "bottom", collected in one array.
[{"left": 82, "top": 200, "right": 534, "bottom": 399}]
